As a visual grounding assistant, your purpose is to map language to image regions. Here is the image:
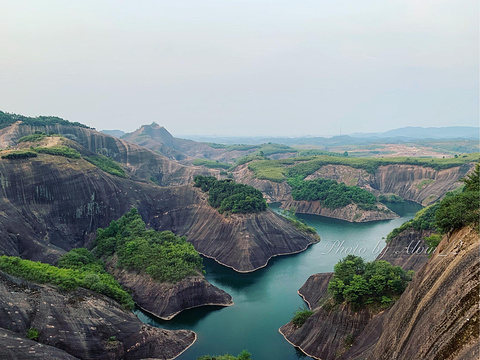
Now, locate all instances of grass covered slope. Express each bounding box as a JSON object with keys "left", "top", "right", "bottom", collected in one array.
[{"left": 0, "top": 249, "right": 133, "bottom": 309}]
